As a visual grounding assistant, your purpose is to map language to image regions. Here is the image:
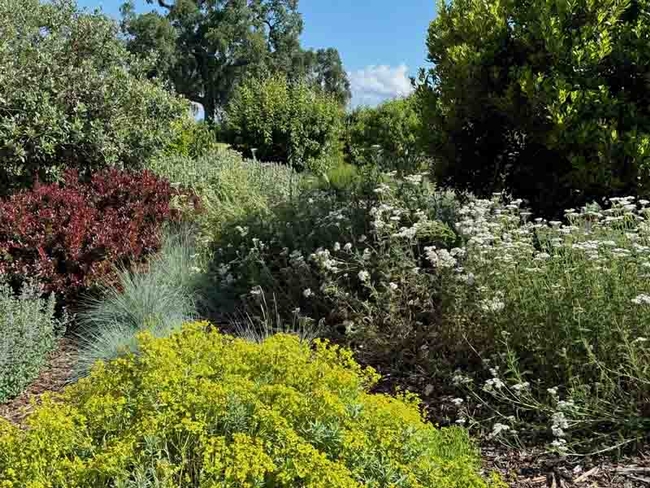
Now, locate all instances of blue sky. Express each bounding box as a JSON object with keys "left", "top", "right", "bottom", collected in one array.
[{"left": 77, "top": 0, "right": 436, "bottom": 106}]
